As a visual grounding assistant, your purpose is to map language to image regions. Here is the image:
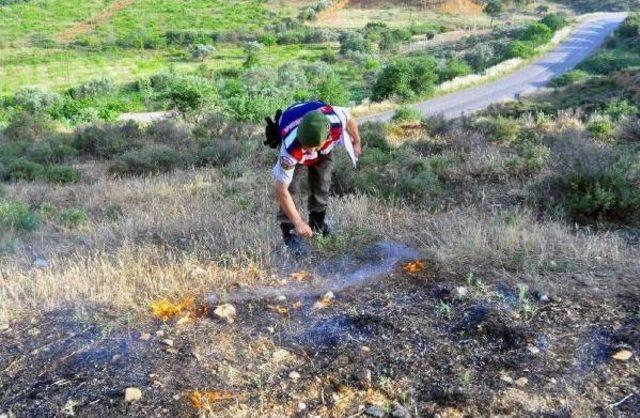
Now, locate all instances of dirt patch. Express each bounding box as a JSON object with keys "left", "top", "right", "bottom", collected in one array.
[
  {"left": 347, "top": 0, "right": 483, "bottom": 14},
  {"left": 56, "top": 0, "right": 134, "bottom": 42}
]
